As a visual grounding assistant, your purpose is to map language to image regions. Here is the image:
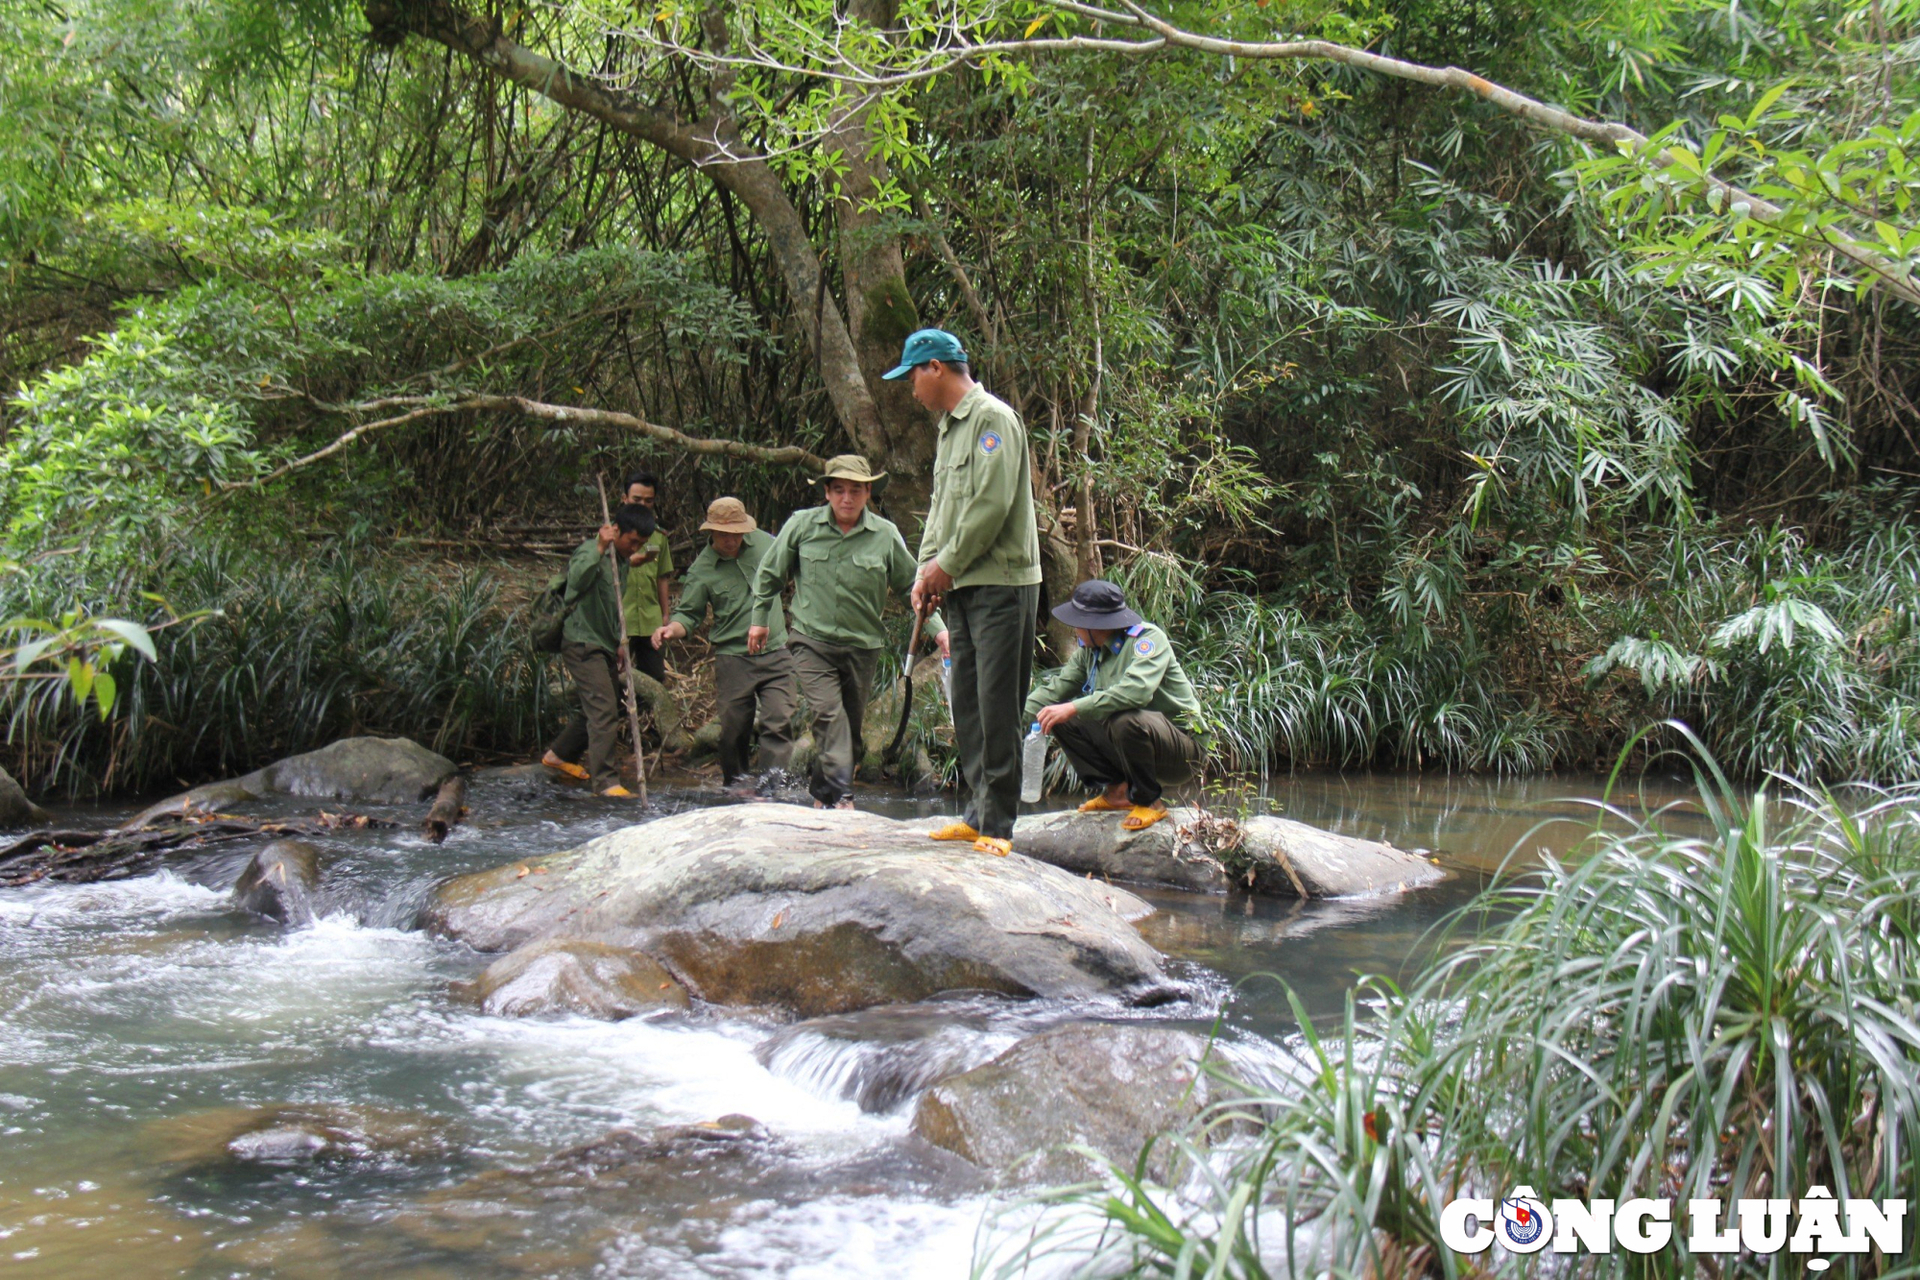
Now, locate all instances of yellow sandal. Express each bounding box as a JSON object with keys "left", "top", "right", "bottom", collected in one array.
[
  {"left": 1121, "top": 804, "right": 1169, "bottom": 831},
  {"left": 971, "top": 836, "right": 1012, "bottom": 857},
  {"left": 1077, "top": 796, "right": 1132, "bottom": 813},
  {"left": 928, "top": 821, "right": 980, "bottom": 842}
]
